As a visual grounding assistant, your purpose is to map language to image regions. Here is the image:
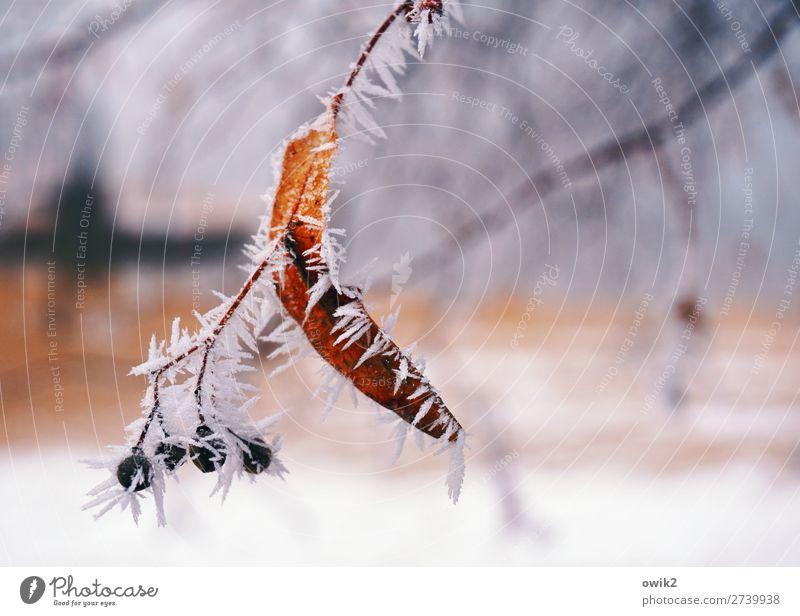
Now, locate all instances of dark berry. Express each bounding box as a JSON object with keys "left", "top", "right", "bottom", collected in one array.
[
  {"left": 116, "top": 448, "right": 153, "bottom": 492},
  {"left": 241, "top": 437, "right": 272, "bottom": 474},
  {"left": 406, "top": 0, "right": 443, "bottom": 21},
  {"left": 155, "top": 441, "right": 187, "bottom": 472},
  {"left": 190, "top": 425, "right": 227, "bottom": 473}
]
